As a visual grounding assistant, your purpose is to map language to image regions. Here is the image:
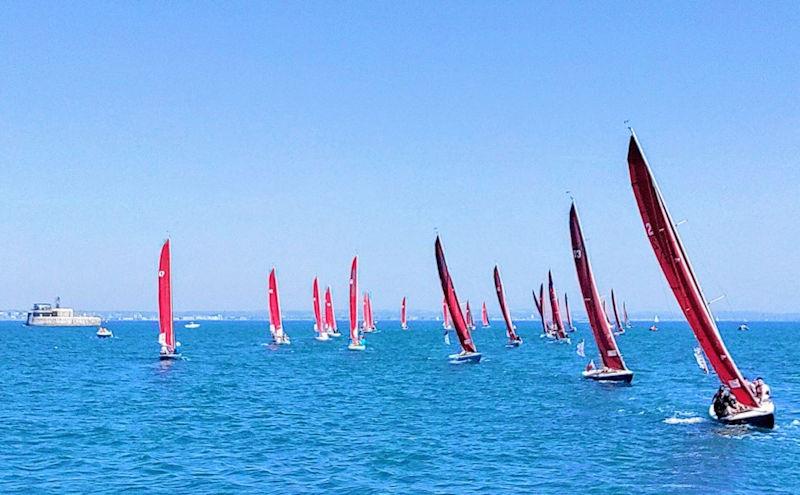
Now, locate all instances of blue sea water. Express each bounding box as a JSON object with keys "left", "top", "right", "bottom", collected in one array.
[{"left": 1, "top": 319, "right": 799, "bottom": 494}]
